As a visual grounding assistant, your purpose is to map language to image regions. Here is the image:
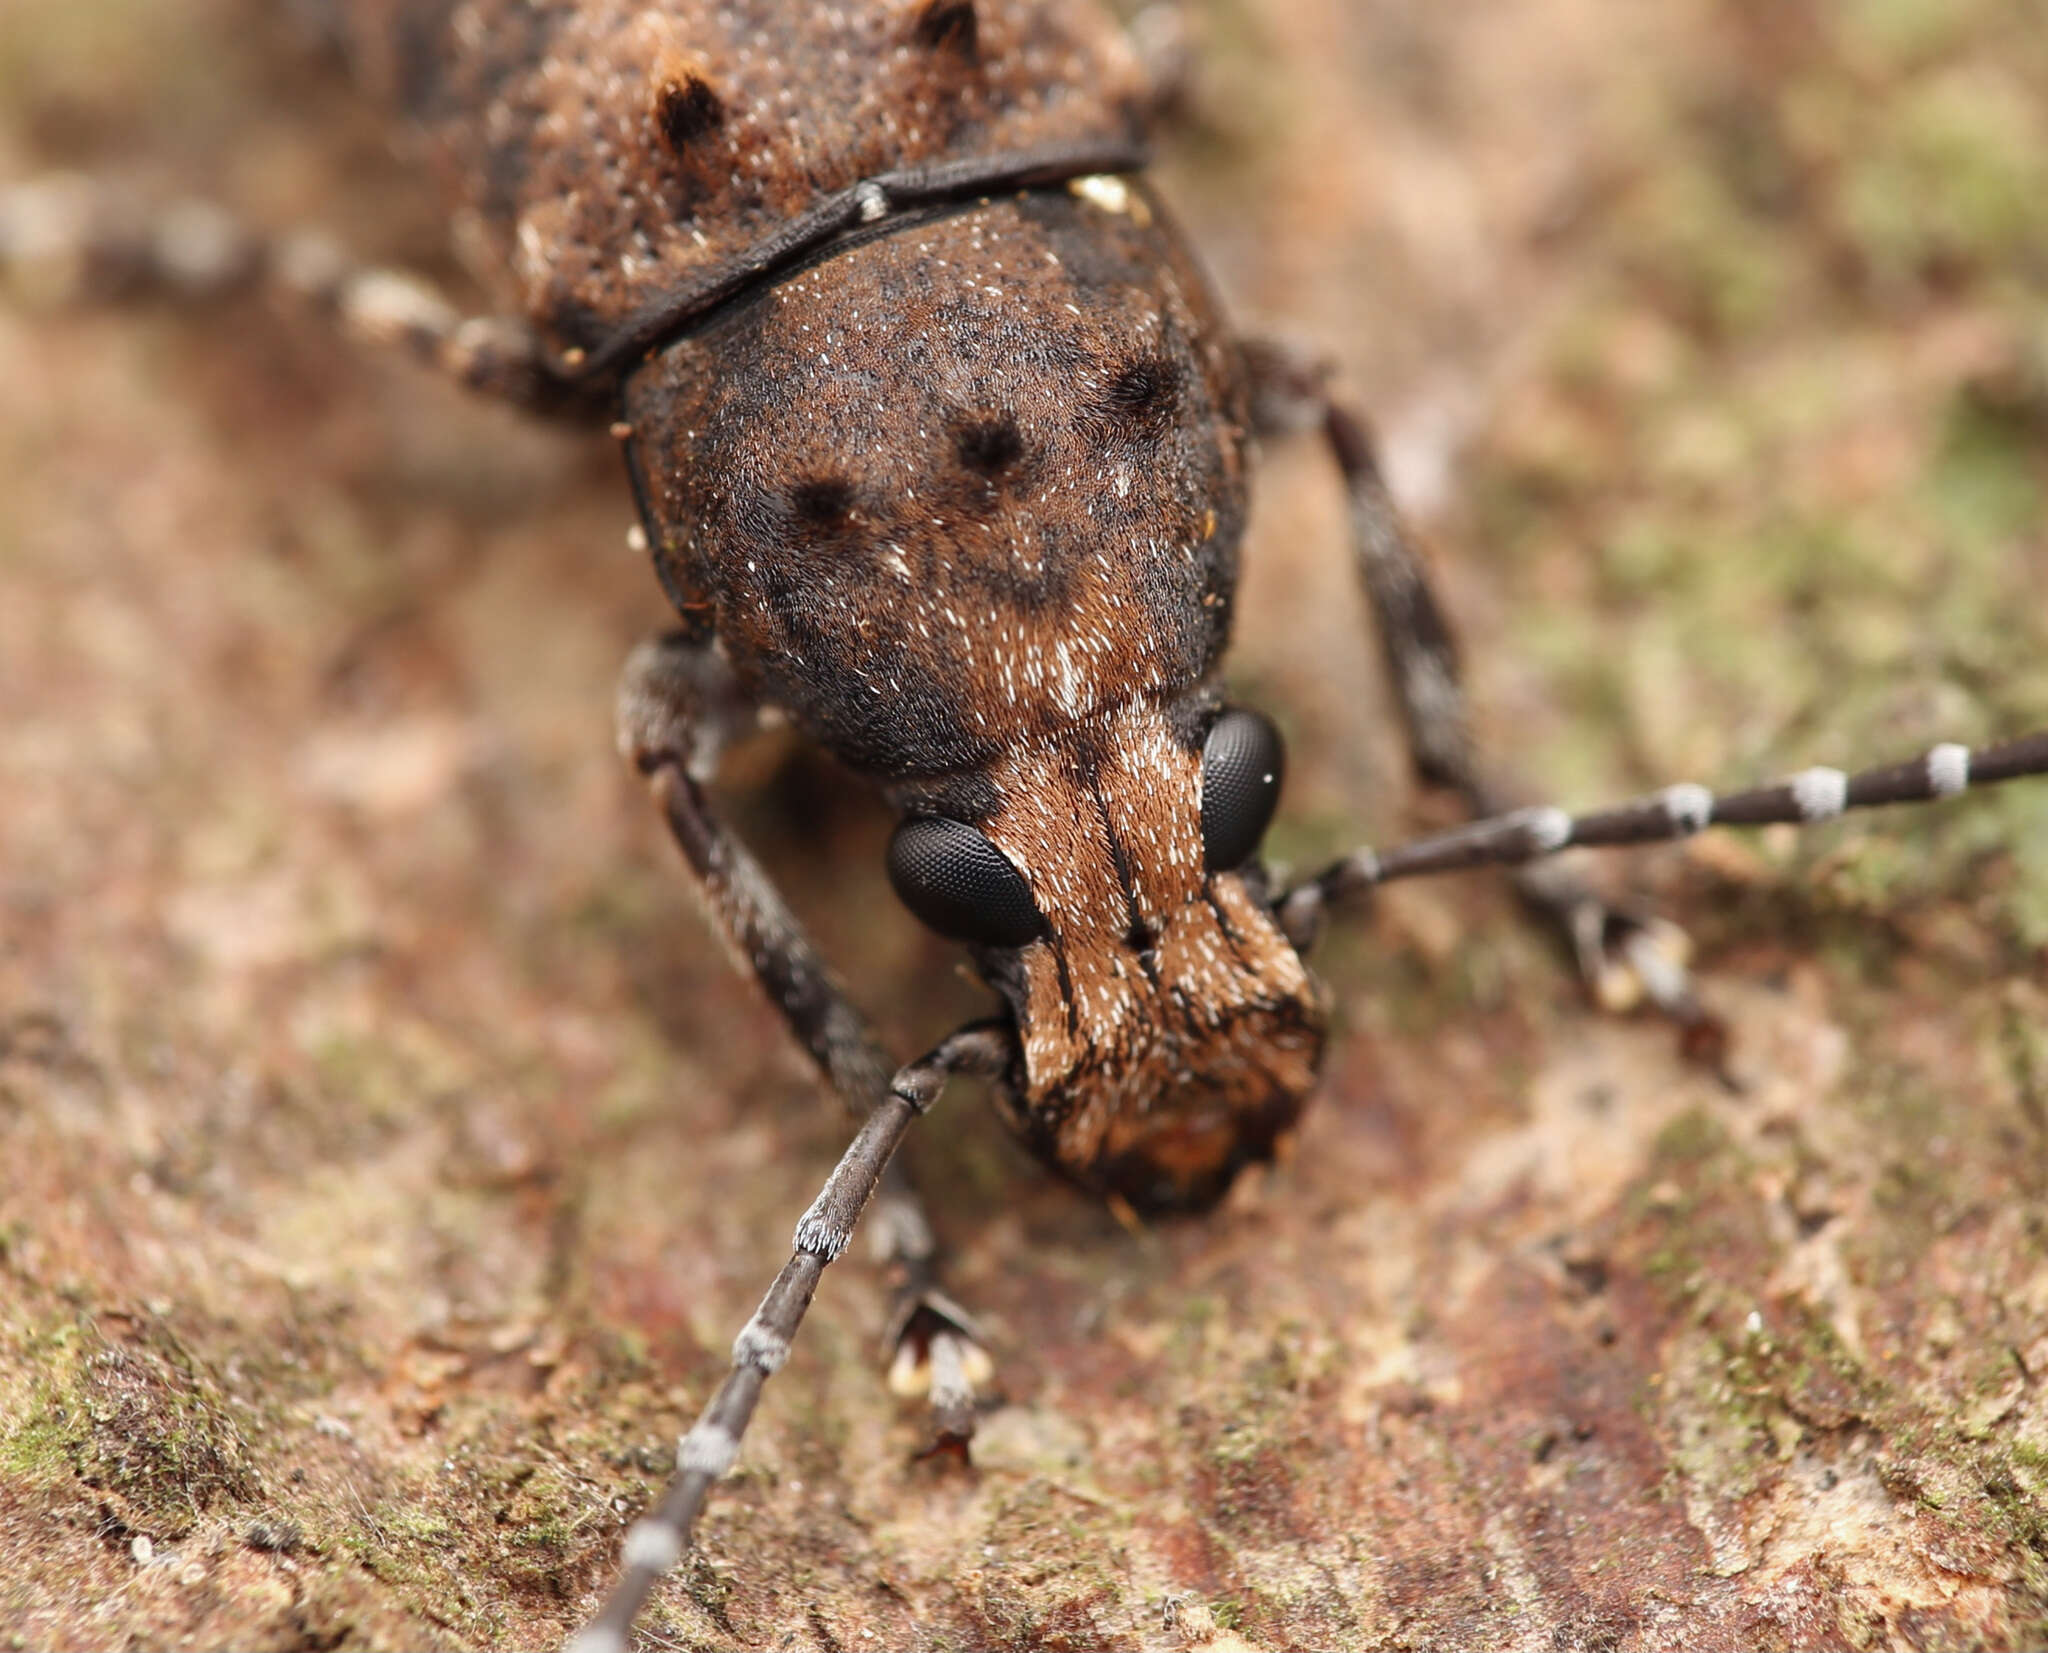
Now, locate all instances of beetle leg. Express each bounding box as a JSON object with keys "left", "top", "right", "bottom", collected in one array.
[
  {"left": 0, "top": 173, "right": 589, "bottom": 415},
  {"left": 1242, "top": 338, "right": 1718, "bottom": 1053},
  {"left": 616, "top": 631, "right": 998, "bottom": 1445},
  {"left": 569, "top": 1019, "right": 1015, "bottom": 1653}
]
